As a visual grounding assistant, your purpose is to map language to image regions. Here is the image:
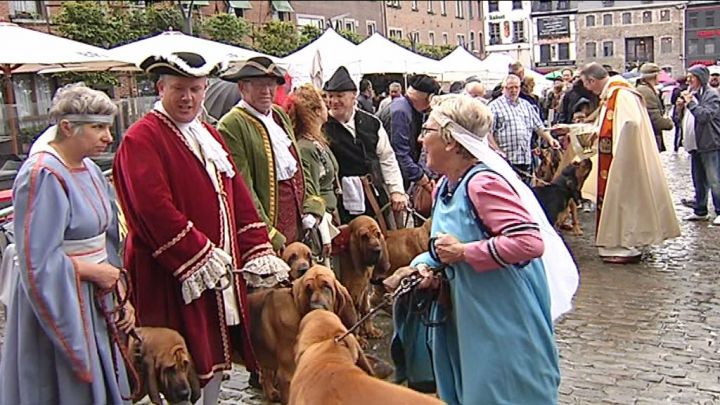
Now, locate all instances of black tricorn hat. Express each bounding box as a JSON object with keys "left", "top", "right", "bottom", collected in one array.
[
  {"left": 409, "top": 74, "right": 441, "bottom": 95},
  {"left": 221, "top": 56, "right": 286, "bottom": 84},
  {"left": 139, "top": 52, "right": 227, "bottom": 77},
  {"left": 323, "top": 66, "right": 357, "bottom": 92}
]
